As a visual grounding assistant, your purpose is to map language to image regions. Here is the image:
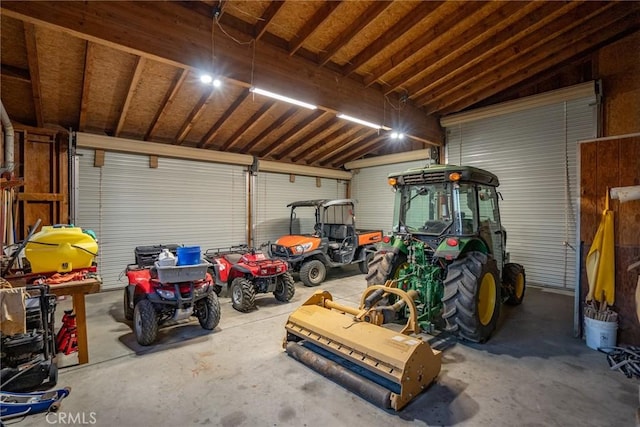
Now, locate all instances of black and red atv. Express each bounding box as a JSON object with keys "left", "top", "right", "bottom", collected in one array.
[
  {"left": 123, "top": 245, "right": 221, "bottom": 346},
  {"left": 204, "top": 245, "right": 295, "bottom": 312}
]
